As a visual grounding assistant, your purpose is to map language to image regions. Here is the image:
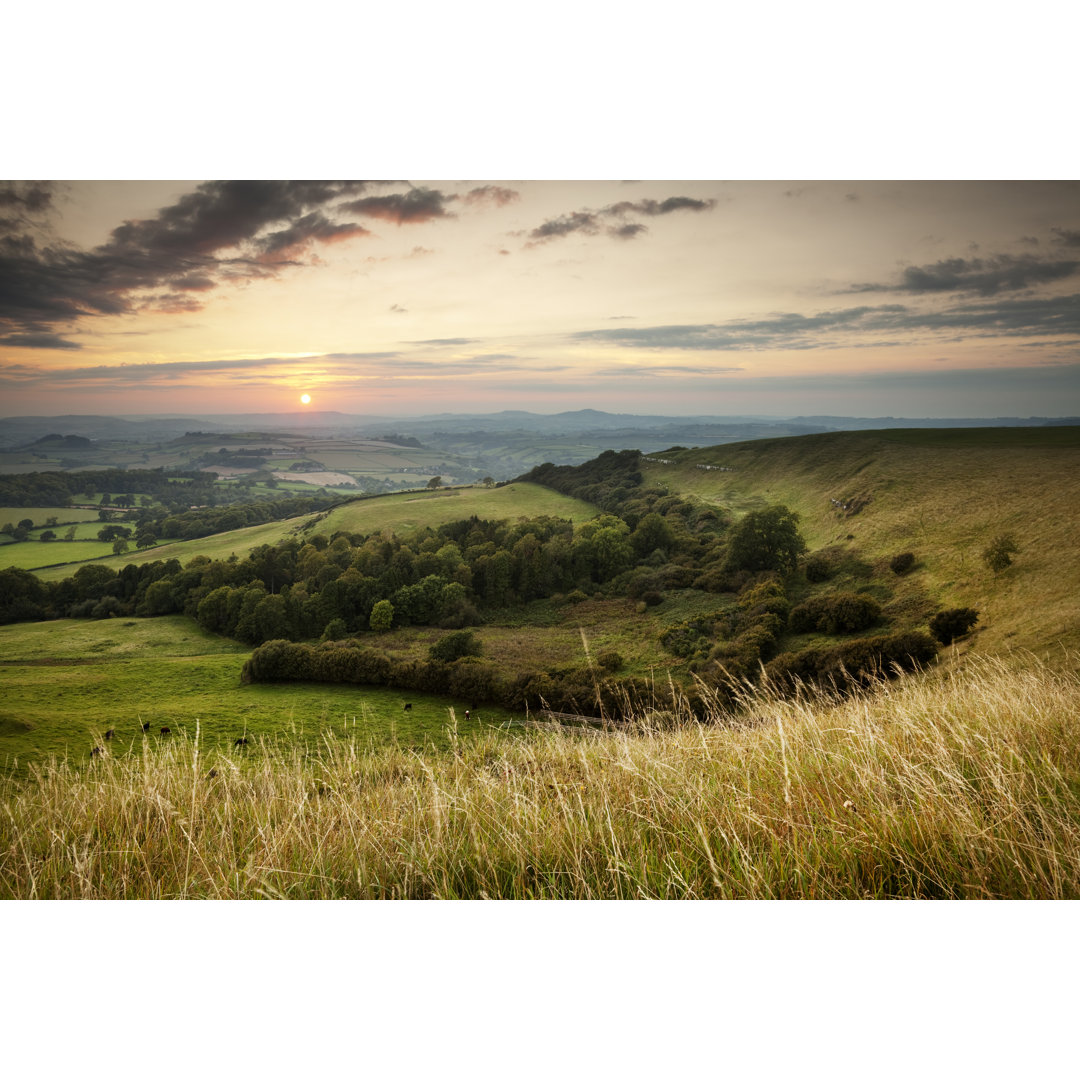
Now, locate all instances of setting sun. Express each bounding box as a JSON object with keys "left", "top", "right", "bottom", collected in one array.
[{"left": 300, "top": 394, "right": 311, "bottom": 405}]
